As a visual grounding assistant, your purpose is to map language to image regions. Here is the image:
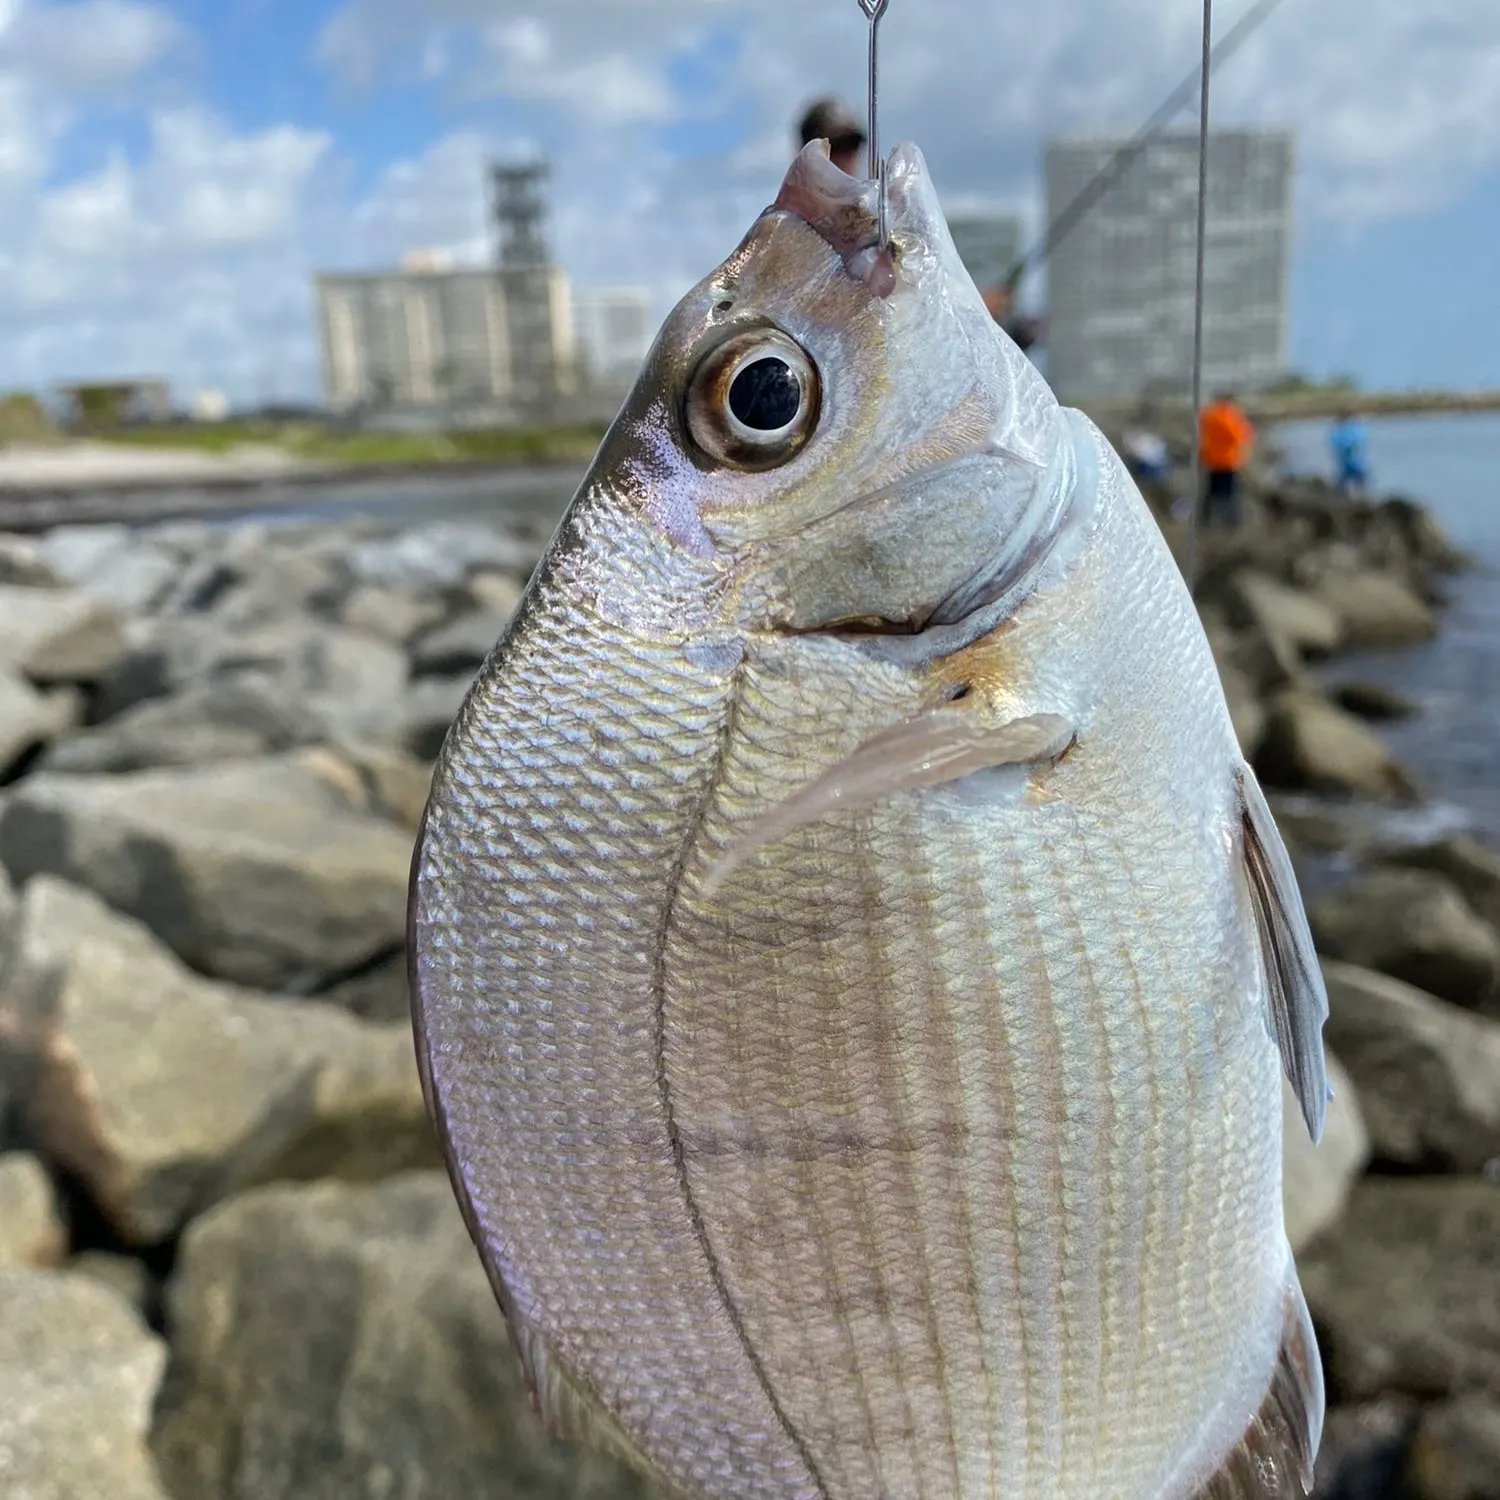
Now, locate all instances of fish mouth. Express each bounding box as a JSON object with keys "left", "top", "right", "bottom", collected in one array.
[{"left": 769, "top": 140, "right": 925, "bottom": 300}]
